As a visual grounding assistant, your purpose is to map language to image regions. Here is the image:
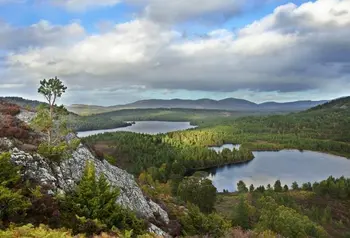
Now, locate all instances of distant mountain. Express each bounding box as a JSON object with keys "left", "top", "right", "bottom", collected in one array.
[
  {"left": 259, "top": 100, "right": 328, "bottom": 111},
  {"left": 68, "top": 98, "right": 328, "bottom": 115}
]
